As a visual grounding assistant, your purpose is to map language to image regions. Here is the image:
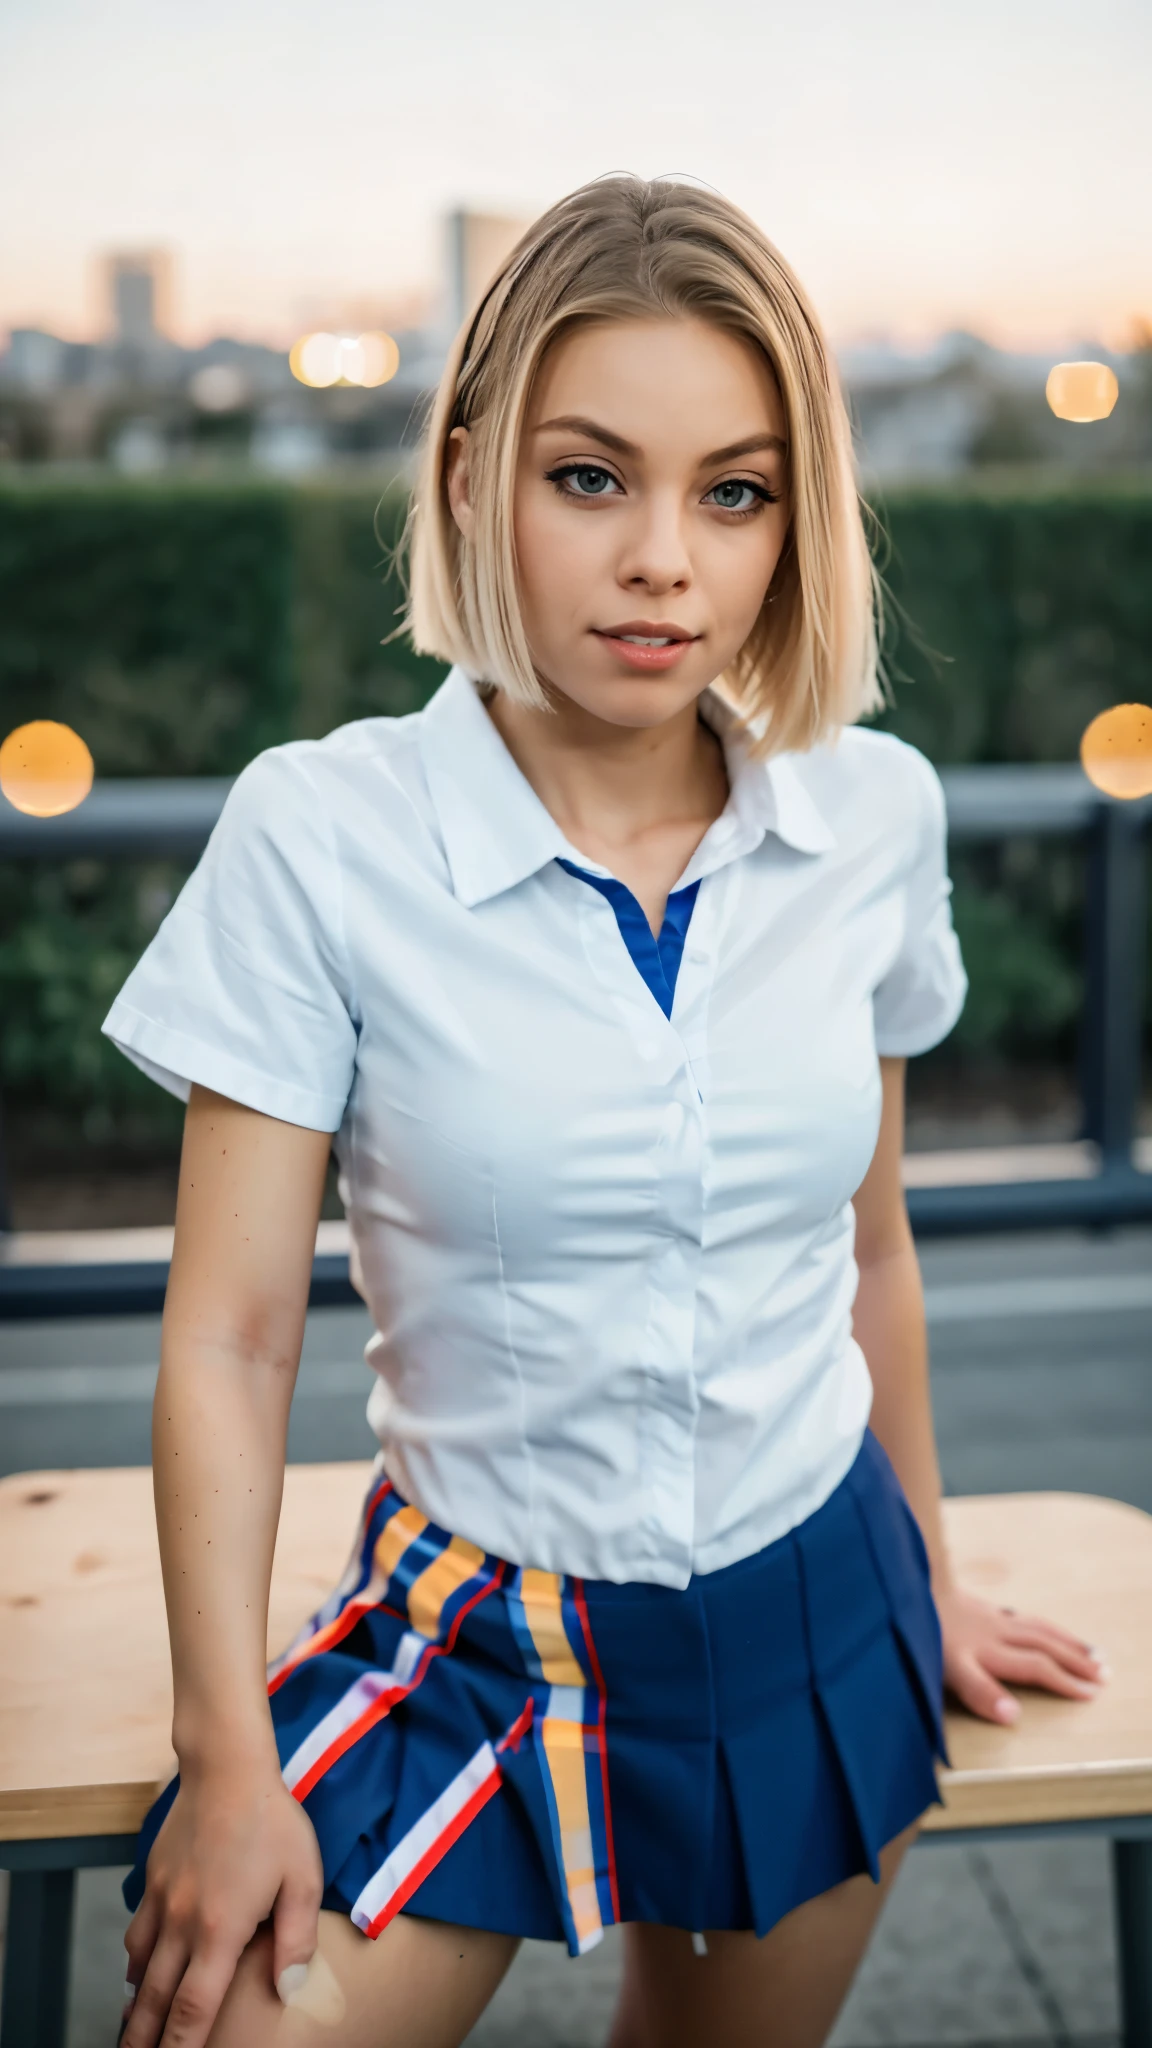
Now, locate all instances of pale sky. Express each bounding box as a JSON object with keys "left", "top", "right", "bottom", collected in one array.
[{"left": 2, "top": 0, "right": 1150, "bottom": 349}]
